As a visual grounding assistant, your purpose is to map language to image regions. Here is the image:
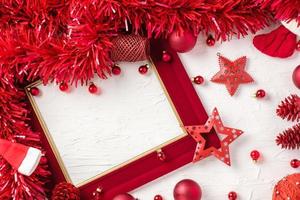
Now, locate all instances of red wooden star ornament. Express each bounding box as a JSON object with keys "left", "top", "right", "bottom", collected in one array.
[
  {"left": 211, "top": 54, "right": 254, "bottom": 96},
  {"left": 185, "top": 108, "right": 243, "bottom": 166}
]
